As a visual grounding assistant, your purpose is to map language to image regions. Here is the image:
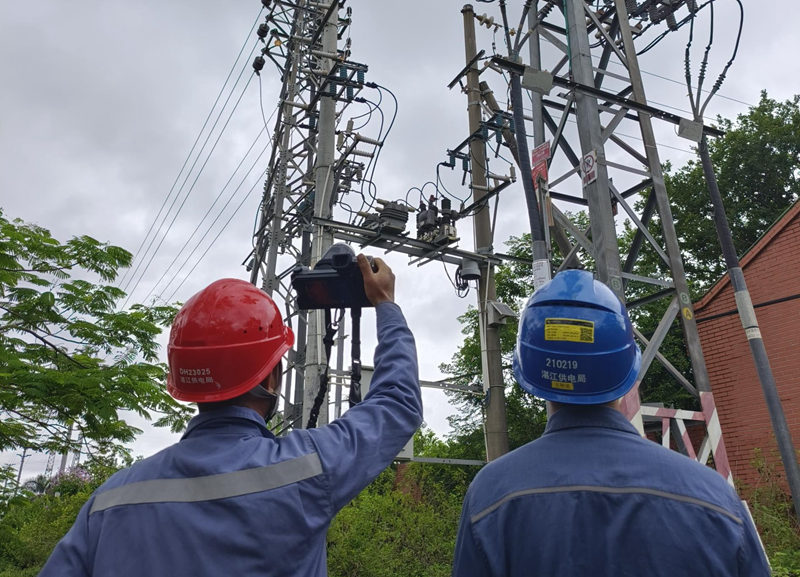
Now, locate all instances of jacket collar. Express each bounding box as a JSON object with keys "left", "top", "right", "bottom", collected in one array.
[
  {"left": 181, "top": 405, "right": 274, "bottom": 440},
  {"left": 544, "top": 405, "right": 640, "bottom": 436}
]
